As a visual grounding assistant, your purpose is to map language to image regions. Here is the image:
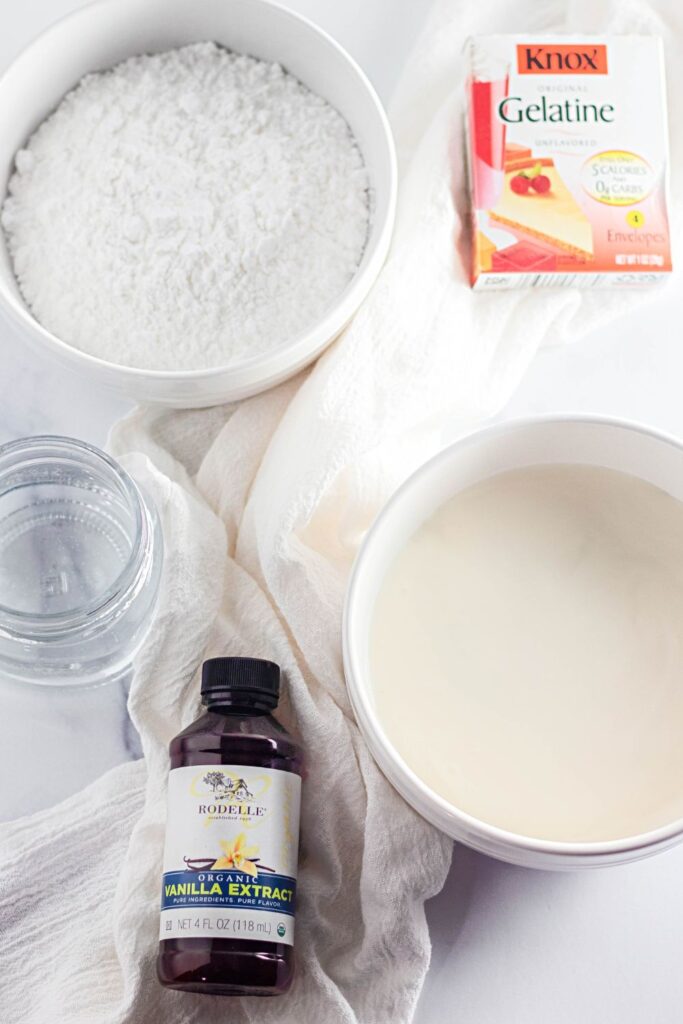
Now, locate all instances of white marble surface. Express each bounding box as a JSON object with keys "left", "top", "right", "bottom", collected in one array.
[{"left": 2, "top": 3, "right": 683, "bottom": 1023}]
